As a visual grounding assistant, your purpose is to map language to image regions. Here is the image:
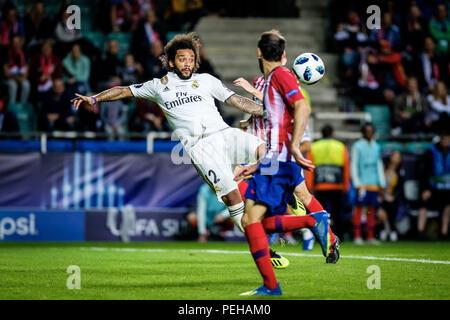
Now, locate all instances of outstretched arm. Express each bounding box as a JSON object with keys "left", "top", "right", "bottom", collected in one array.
[
  {"left": 233, "top": 77, "right": 263, "bottom": 102},
  {"left": 225, "top": 94, "right": 263, "bottom": 116},
  {"left": 71, "top": 86, "right": 133, "bottom": 110}
]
